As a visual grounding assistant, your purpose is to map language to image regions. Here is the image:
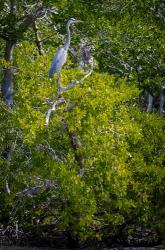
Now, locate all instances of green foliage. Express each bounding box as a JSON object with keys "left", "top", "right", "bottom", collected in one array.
[
  {"left": 0, "top": 0, "right": 165, "bottom": 244},
  {"left": 0, "top": 40, "right": 165, "bottom": 241}
]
